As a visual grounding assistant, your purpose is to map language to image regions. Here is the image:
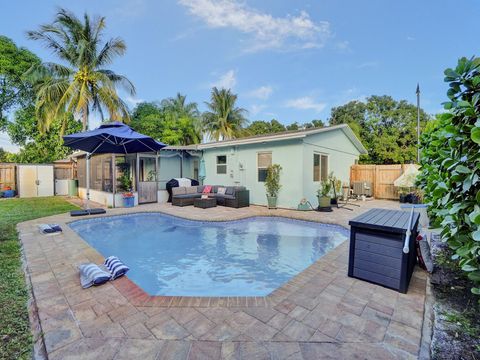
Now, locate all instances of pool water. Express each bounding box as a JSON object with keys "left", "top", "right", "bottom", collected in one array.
[{"left": 70, "top": 213, "right": 348, "bottom": 297}]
